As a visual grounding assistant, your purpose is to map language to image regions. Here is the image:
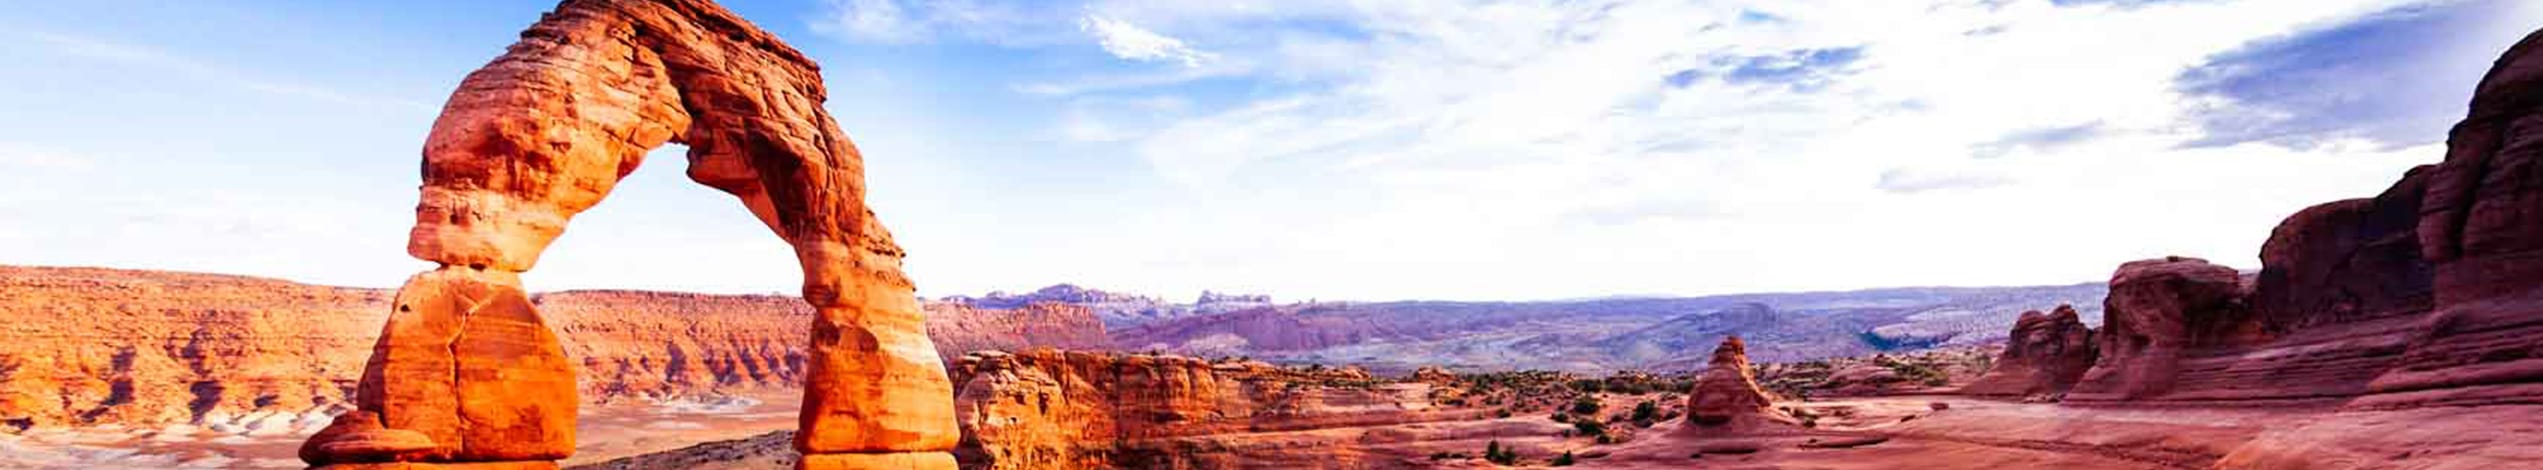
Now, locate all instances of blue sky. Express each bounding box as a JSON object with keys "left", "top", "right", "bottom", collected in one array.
[{"left": 0, "top": 0, "right": 2534, "bottom": 301}]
